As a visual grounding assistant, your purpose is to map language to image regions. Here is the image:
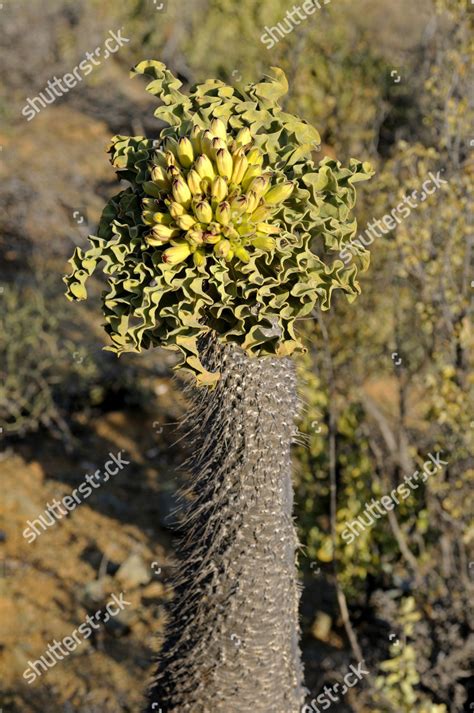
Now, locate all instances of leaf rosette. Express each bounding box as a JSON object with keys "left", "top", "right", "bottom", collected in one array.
[{"left": 65, "top": 61, "right": 373, "bottom": 384}]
